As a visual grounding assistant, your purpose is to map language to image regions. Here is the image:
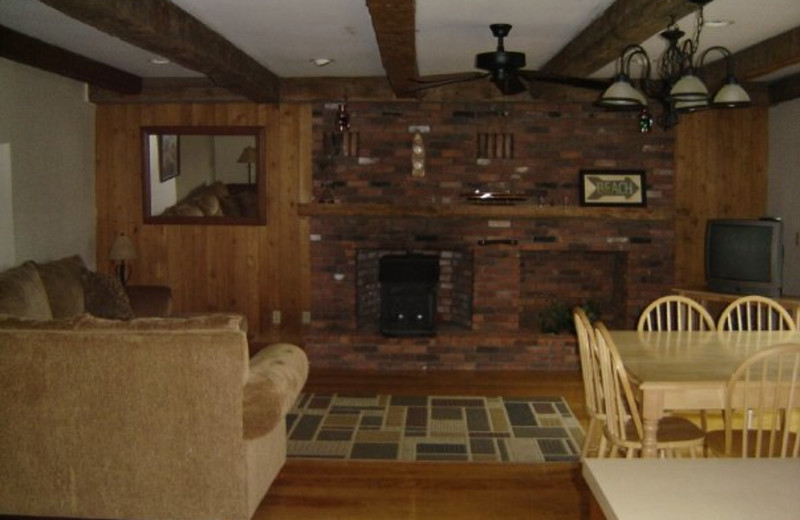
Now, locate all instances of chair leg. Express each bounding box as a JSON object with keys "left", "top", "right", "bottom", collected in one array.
[
  {"left": 581, "top": 418, "right": 599, "bottom": 458},
  {"left": 597, "top": 435, "right": 608, "bottom": 458}
]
